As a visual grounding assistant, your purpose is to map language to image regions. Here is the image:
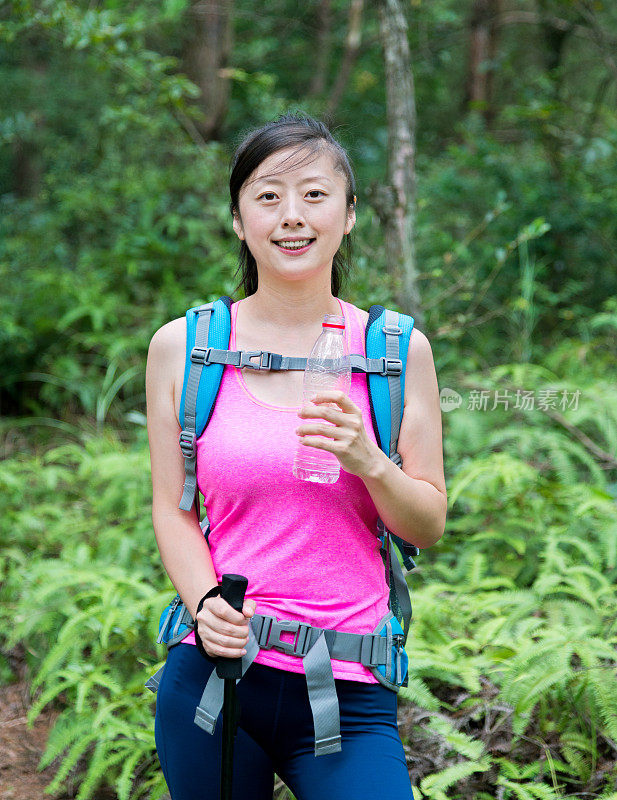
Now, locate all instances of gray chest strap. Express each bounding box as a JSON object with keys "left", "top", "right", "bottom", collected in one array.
[
  {"left": 191, "top": 348, "right": 402, "bottom": 376},
  {"left": 192, "top": 613, "right": 397, "bottom": 757}
]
